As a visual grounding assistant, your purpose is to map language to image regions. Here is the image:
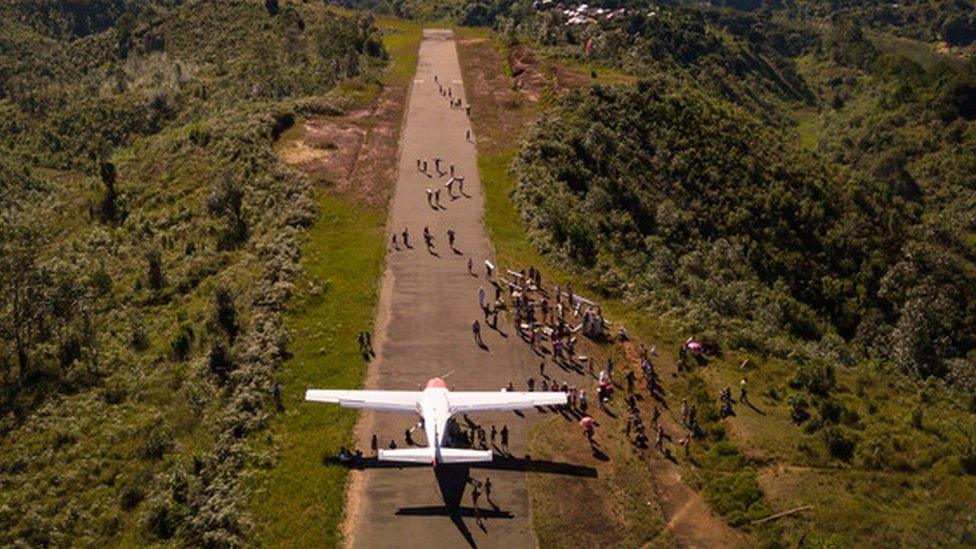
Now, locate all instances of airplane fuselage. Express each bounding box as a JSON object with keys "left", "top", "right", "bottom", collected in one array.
[{"left": 419, "top": 380, "right": 452, "bottom": 462}]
